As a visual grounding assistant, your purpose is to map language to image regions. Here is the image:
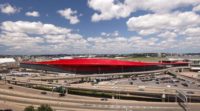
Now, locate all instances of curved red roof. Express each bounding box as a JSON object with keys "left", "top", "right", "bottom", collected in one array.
[
  {"left": 24, "top": 58, "right": 188, "bottom": 67},
  {"left": 28, "top": 58, "right": 160, "bottom": 66},
  {"left": 21, "top": 58, "right": 188, "bottom": 74}
]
